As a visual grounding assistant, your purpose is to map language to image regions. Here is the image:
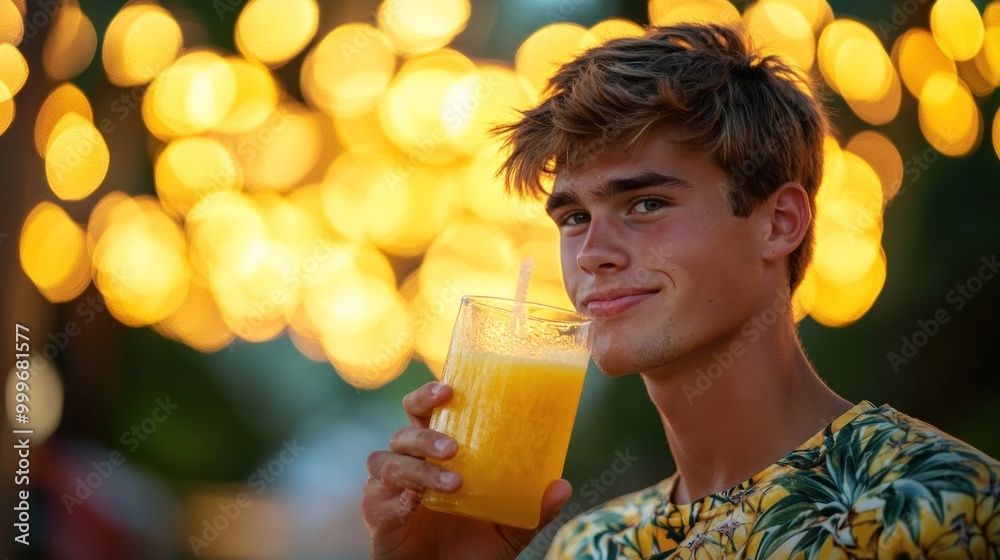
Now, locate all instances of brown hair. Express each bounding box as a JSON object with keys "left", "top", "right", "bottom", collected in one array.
[{"left": 495, "top": 23, "right": 830, "bottom": 291}]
